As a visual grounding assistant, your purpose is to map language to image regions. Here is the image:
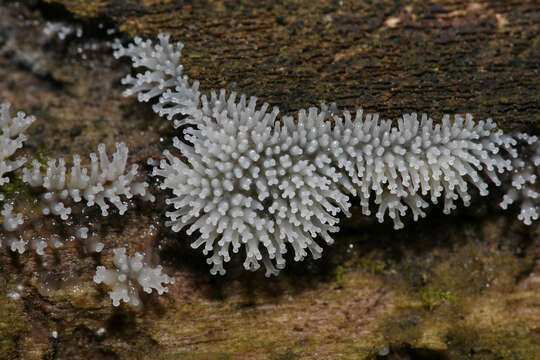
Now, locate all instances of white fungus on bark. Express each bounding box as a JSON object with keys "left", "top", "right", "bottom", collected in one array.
[
  {"left": 116, "top": 33, "right": 538, "bottom": 276},
  {"left": 28, "top": 234, "right": 64, "bottom": 256},
  {"left": 0, "top": 102, "right": 32, "bottom": 252},
  {"left": 1, "top": 203, "right": 23, "bottom": 232},
  {"left": 499, "top": 133, "right": 539, "bottom": 225},
  {"left": 113, "top": 33, "right": 202, "bottom": 128},
  {"left": 154, "top": 92, "right": 349, "bottom": 276},
  {"left": 0, "top": 103, "right": 167, "bottom": 305},
  {"left": 93, "top": 247, "right": 175, "bottom": 307},
  {"left": 0, "top": 203, "right": 25, "bottom": 253},
  {"left": 0, "top": 105, "right": 152, "bottom": 257},
  {"left": 153, "top": 92, "right": 523, "bottom": 275},
  {"left": 22, "top": 142, "right": 155, "bottom": 219},
  {"left": 0, "top": 102, "right": 35, "bottom": 193}
]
